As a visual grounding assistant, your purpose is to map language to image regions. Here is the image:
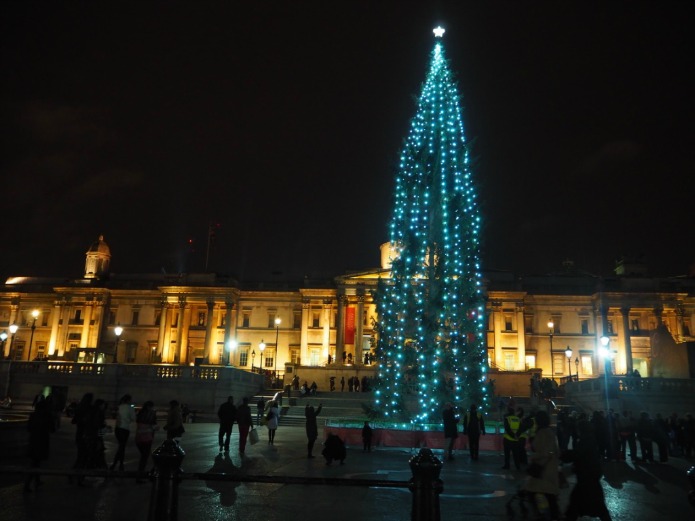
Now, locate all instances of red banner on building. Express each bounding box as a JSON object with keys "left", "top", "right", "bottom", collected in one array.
[{"left": 345, "top": 306, "right": 355, "bottom": 344}]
